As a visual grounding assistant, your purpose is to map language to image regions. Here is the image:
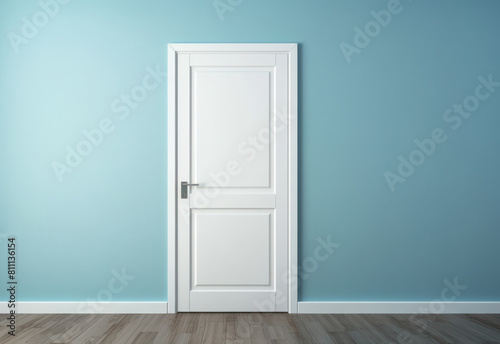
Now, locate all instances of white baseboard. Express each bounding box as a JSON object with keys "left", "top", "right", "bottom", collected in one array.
[
  {"left": 0, "top": 302, "right": 168, "bottom": 314},
  {"left": 298, "top": 302, "right": 500, "bottom": 314},
  {"left": 3, "top": 301, "right": 498, "bottom": 314}
]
